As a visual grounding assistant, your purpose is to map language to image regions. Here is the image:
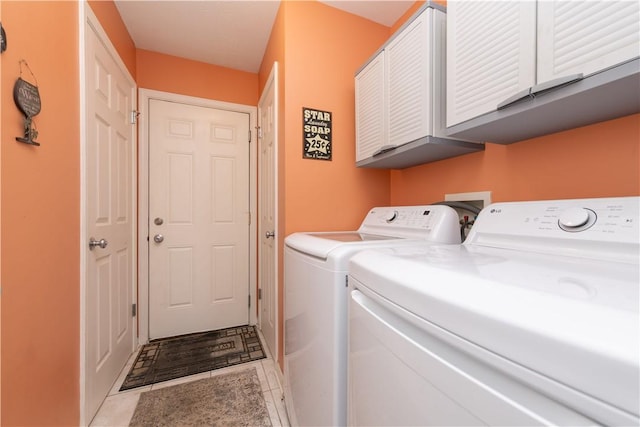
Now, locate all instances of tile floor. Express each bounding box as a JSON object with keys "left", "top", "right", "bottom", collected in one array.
[{"left": 90, "top": 330, "right": 290, "bottom": 426}]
